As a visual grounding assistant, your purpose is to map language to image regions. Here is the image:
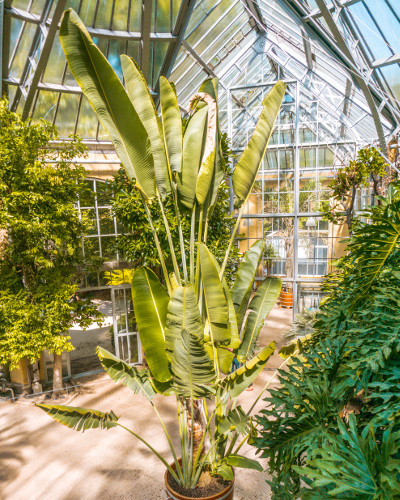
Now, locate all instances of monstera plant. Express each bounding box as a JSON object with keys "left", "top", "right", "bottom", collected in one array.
[{"left": 37, "top": 9, "right": 286, "bottom": 498}]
